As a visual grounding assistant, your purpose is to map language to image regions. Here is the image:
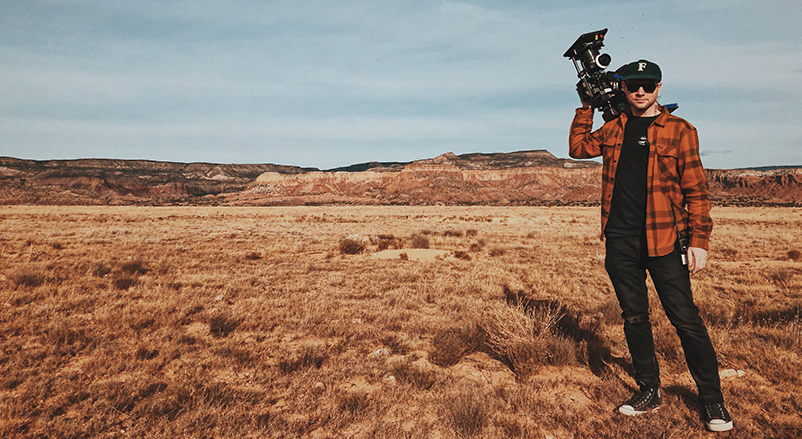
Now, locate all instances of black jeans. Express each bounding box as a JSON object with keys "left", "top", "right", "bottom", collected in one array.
[{"left": 605, "top": 234, "right": 724, "bottom": 405}]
